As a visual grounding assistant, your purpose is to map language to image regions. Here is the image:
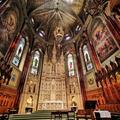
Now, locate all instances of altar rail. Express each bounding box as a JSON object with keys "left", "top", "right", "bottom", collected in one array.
[{"left": 9, "top": 110, "right": 75, "bottom": 120}]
